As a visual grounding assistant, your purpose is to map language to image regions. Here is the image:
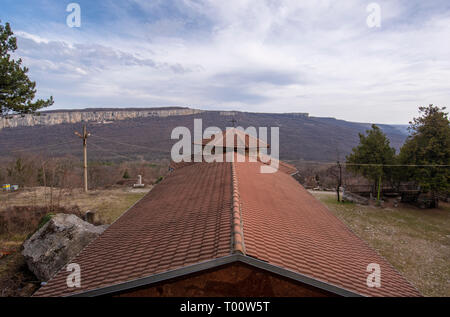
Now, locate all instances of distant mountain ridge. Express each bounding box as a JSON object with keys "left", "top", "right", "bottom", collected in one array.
[
  {"left": 0, "top": 108, "right": 409, "bottom": 162},
  {"left": 0, "top": 107, "right": 204, "bottom": 130}
]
